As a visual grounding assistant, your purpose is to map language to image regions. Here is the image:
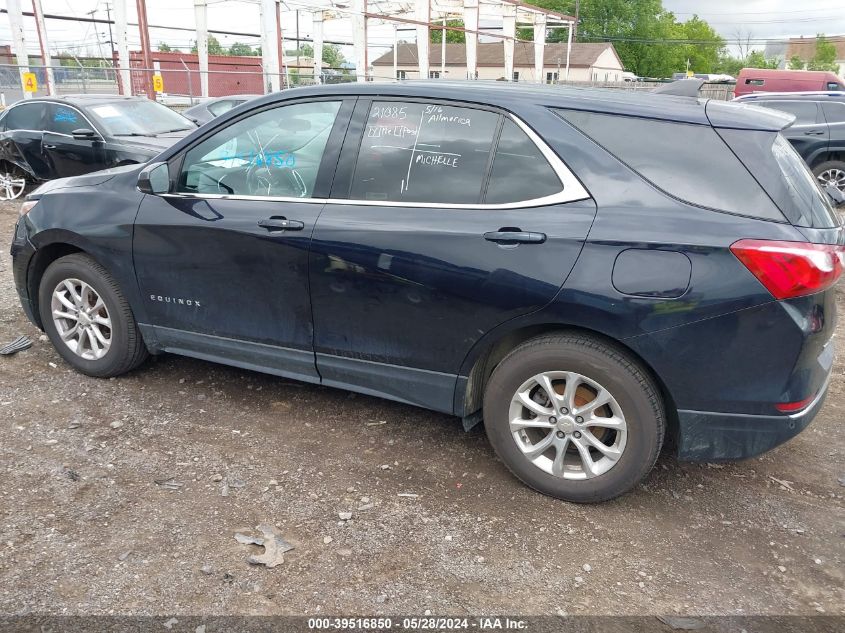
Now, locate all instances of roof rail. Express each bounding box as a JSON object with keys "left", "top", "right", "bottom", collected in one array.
[{"left": 652, "top": 79, "right": 705, "bottom": 97}]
